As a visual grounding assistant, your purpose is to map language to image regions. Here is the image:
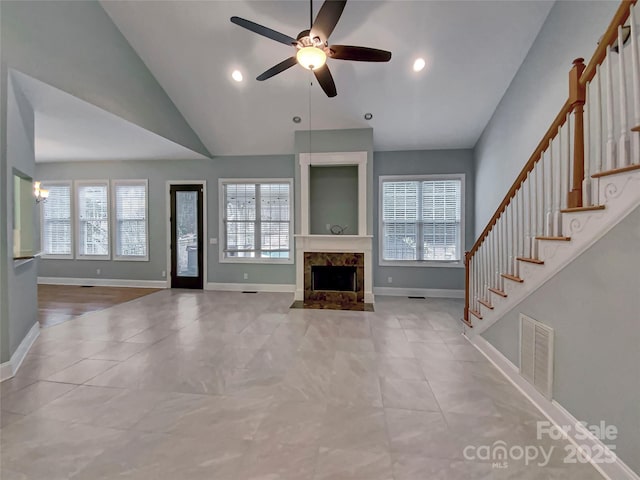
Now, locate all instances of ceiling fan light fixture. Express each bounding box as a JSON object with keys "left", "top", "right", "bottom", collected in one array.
[
  {"left": 296, "top": 46, "right": 327, "bottom": 70},
  {"left": 231, "top": 70, "right": 243, "bottom": 82},
  {"left": 413, "top": 58, "right": 426, "bottom": 72}
]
